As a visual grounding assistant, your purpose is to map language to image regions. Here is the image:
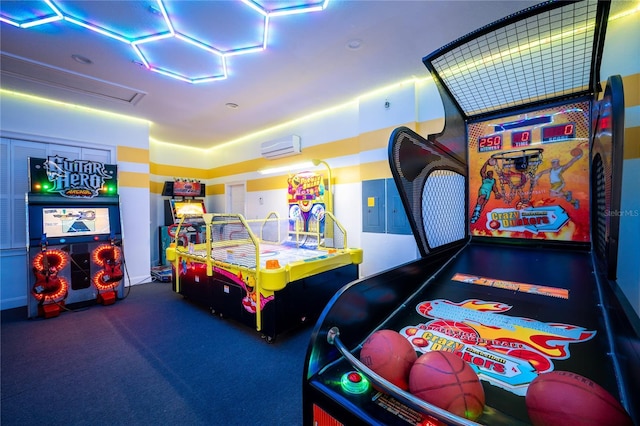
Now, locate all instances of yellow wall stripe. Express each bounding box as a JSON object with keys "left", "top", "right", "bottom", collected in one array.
[
  {"left": 119, "top": 171, "right": 150, "bottom": 188},
  {"left": 117, "top": 146, "right": 149, "bottom": 163},
  {"left": 417, "top": 118, "right": 445, "bottom": 137},
  {"left": 247, "top": 175, "right": 286, "bottom": 192},
  {"left": 150, "top": 163, "right": 209, "bottom": 179},
  {"left": 207, "top": 183, "right": 225, "bottom": 196},
  {"left": 150, "top": 180, "right": 164, "bottom": 194},
  {"left": 623, "top": 74, "right": 639, "bottom": 108},
  {"left": 624, "top": 126, "right": 639, "bottom": 160},
  {"left": 359, "top": 160, "right": 393, "bottom": 181}
]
